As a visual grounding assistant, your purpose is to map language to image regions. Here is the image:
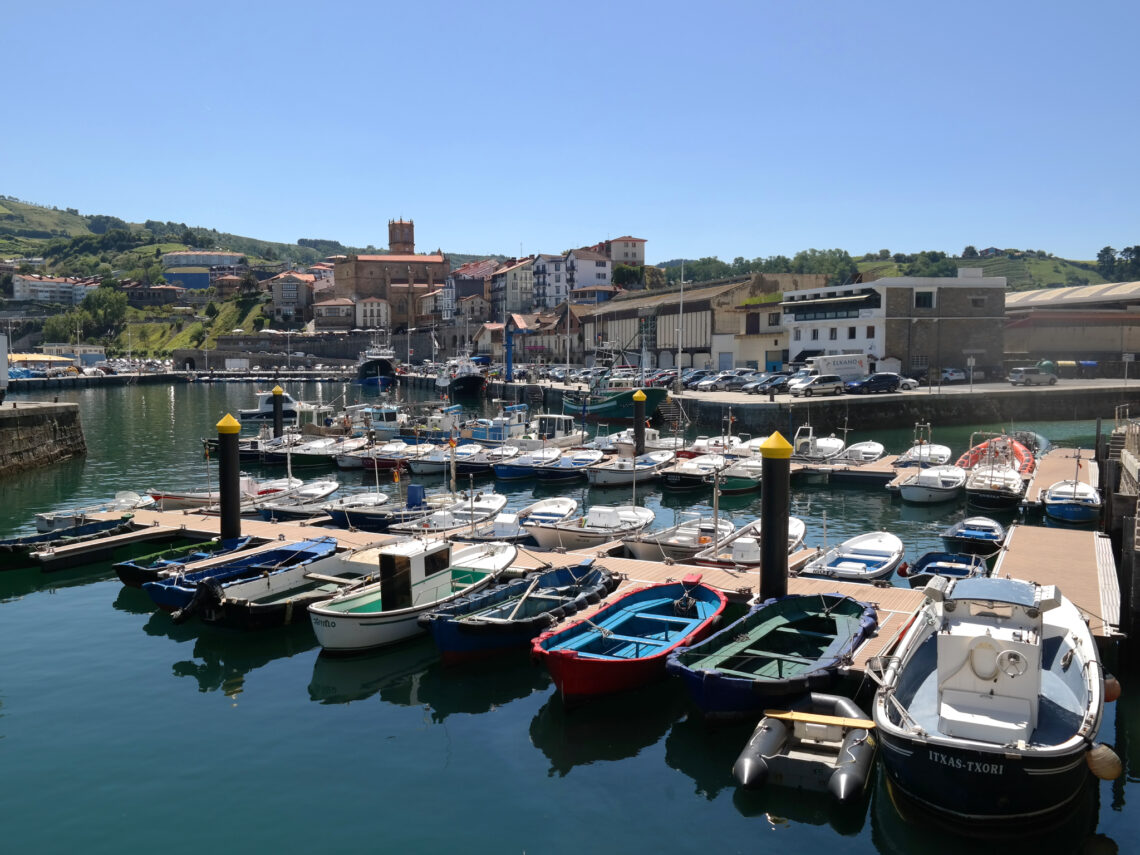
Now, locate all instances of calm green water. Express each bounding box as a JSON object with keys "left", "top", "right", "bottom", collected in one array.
[{"left": 0, "top": 382, "right": 1132, "bottom": 854}]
